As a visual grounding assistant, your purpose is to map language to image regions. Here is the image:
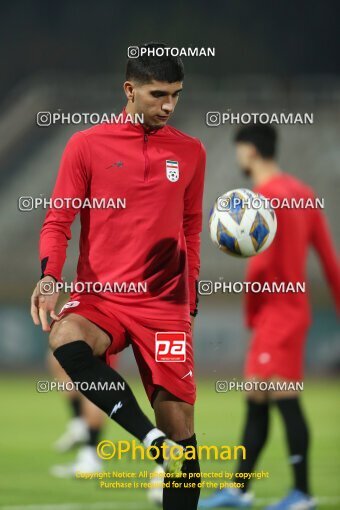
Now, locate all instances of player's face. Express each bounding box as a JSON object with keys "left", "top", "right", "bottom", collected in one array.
[
  {"left": 129, "top": 80, "right": 183, "bottom": 129},
  {"left": 235, "top": 142, "right": 256, "bottom": 178}
]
